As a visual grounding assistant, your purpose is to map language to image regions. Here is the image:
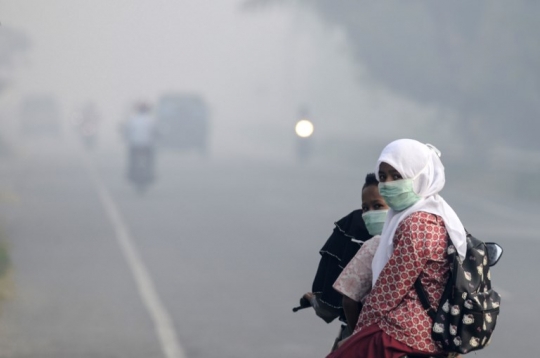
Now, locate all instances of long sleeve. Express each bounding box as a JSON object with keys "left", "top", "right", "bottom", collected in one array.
[
  {"left": 368, "top": 214, "right": 434, "bottom": 316},
  {"left": 355, "top": 212, "right": 449, "bottom": 354},
  {"left": 333, "top": 236, "right": 380, "bottom": 303},
  {"left": 310, "top": 210, "right": 370, "bottom": 320}
]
